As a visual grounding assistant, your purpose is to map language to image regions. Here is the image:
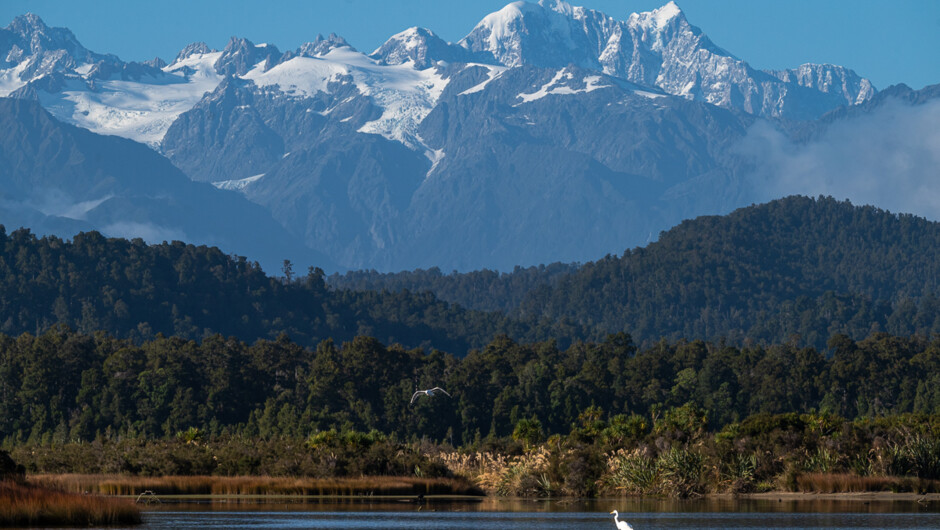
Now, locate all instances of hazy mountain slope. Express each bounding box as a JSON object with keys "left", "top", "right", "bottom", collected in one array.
[
  {"left": 0, "top": 98, "right": 332, "bottom": 272},
  {"left": 400, "top": 64, "right": 754, "bottom": 270},
  {"left": 246, "top": 128, "right": 429, "bottom": 269}
]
